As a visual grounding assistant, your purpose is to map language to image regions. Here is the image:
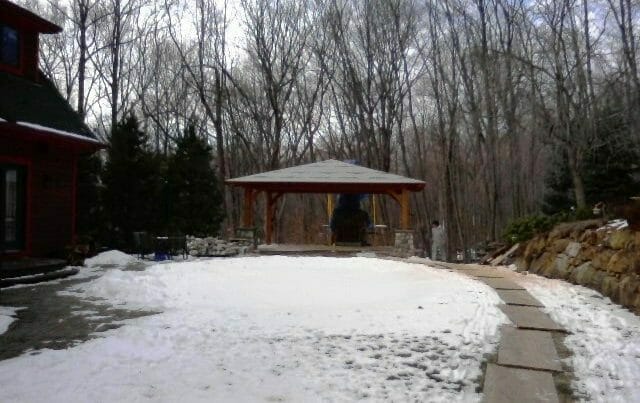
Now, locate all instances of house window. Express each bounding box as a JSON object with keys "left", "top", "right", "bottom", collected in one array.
[
  {"left": 0, "top": 24, "right": 20, "bottom": 67},
  {"left": 1, "top": 165, "right": 26, "bottom": 251}
]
